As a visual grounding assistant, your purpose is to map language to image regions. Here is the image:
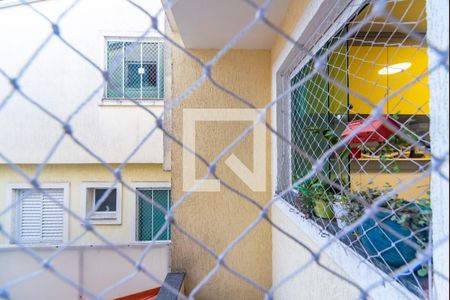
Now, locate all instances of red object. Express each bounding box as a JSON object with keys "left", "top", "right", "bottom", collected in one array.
[
  {"left": 114, "top": 288, "right": 160, "bottom": 300},
  {"left": 341, "top": 115, "right": 401, "bottom": 145},
  {"left": 350, "top": 148, "right": 362, "bottom": 159}
]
